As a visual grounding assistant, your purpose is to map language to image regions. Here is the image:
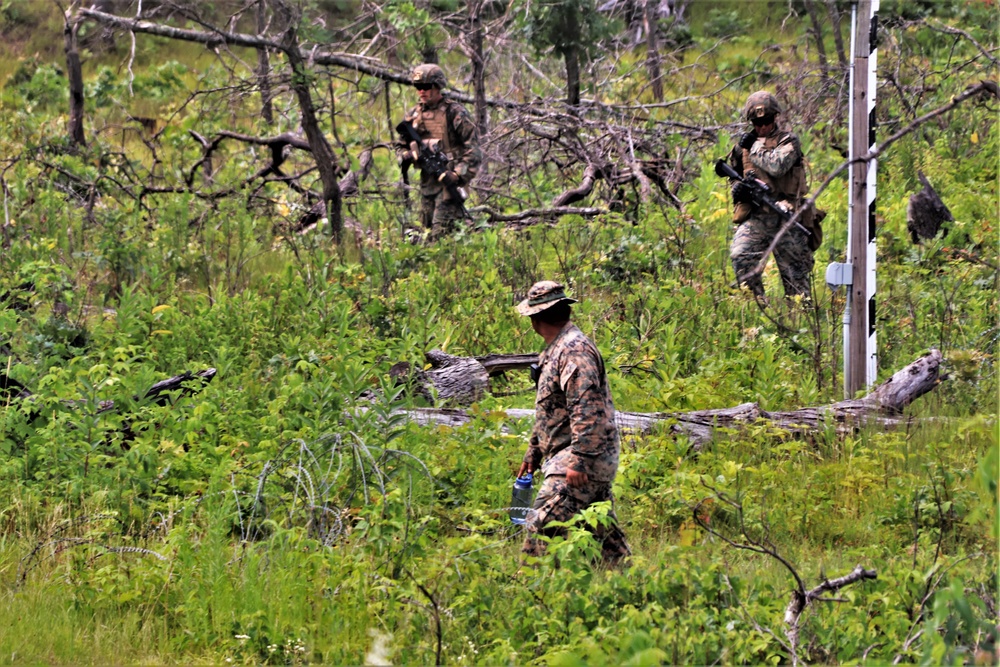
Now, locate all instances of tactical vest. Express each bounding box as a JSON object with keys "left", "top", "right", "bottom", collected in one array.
[
  {"left": 413, "top": 103, "right": 452, "bottom": 156},
  {"left": 739, "top": 131, "right": 806, "bottom": 201},
  {"left": 737, "top": 131, "right": 824, "bottom": 250}
]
